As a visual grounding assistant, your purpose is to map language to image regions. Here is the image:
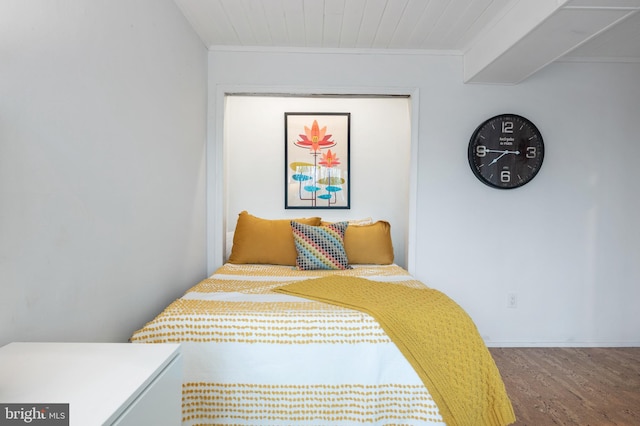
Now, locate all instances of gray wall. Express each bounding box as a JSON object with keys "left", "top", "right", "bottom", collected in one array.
[
  {"left": 0, "top": 0, "right": 208, "bottom": 346},
  {"left": 208, "top": 50, "right": 640, "bottom": 346},
  {"left": 2, "top": 1, "right": 637, "bottom": 348}
]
